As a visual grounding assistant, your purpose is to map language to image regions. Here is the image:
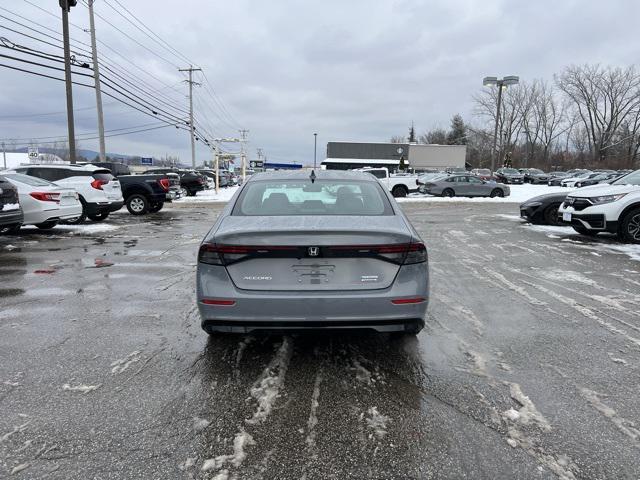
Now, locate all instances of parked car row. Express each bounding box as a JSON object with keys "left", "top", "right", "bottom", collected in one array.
[
  {"left": 520, "top": 169, "right": 640, "bottom": 243},
  {"left": 0, "top": 162, "right": 240, "bottom": 234}
]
